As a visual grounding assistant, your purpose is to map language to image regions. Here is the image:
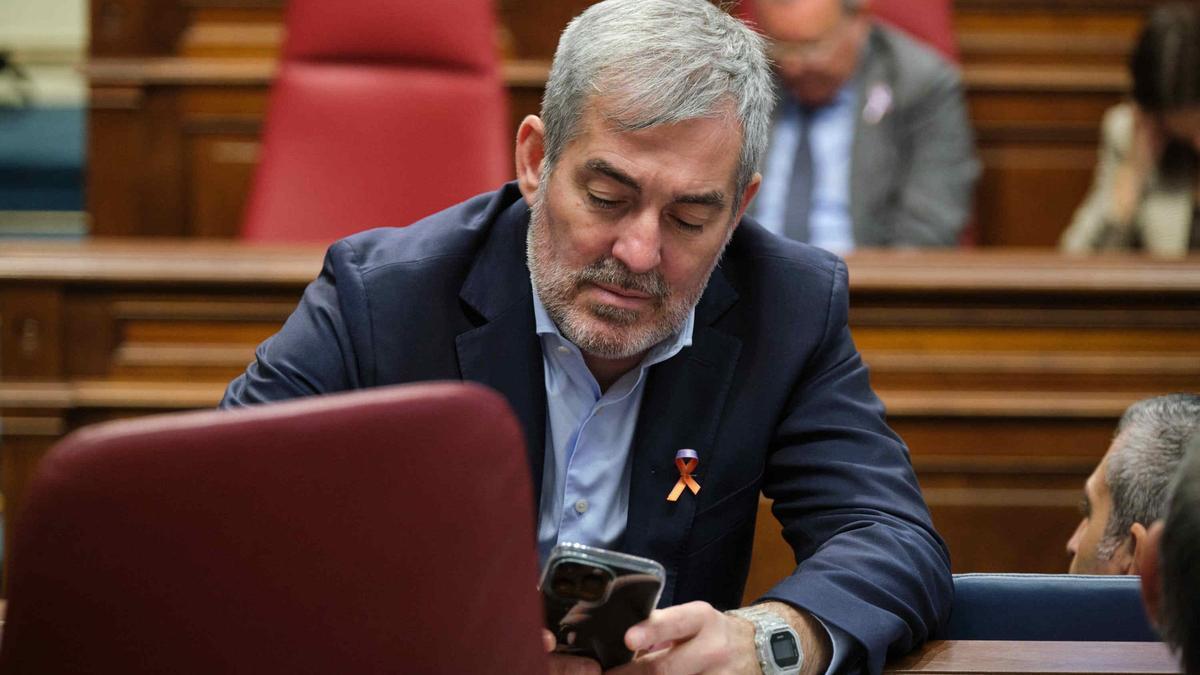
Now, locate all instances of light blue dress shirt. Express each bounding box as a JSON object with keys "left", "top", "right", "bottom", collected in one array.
[
  {"left": 756, "top": 82, "right": 860, "bottom": 254},
  {"left": 530, "top": 283, "right": 855, "bottom": 672},
  {"left": 533, "top": 285, "right": 694, "bottom": 565}
]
